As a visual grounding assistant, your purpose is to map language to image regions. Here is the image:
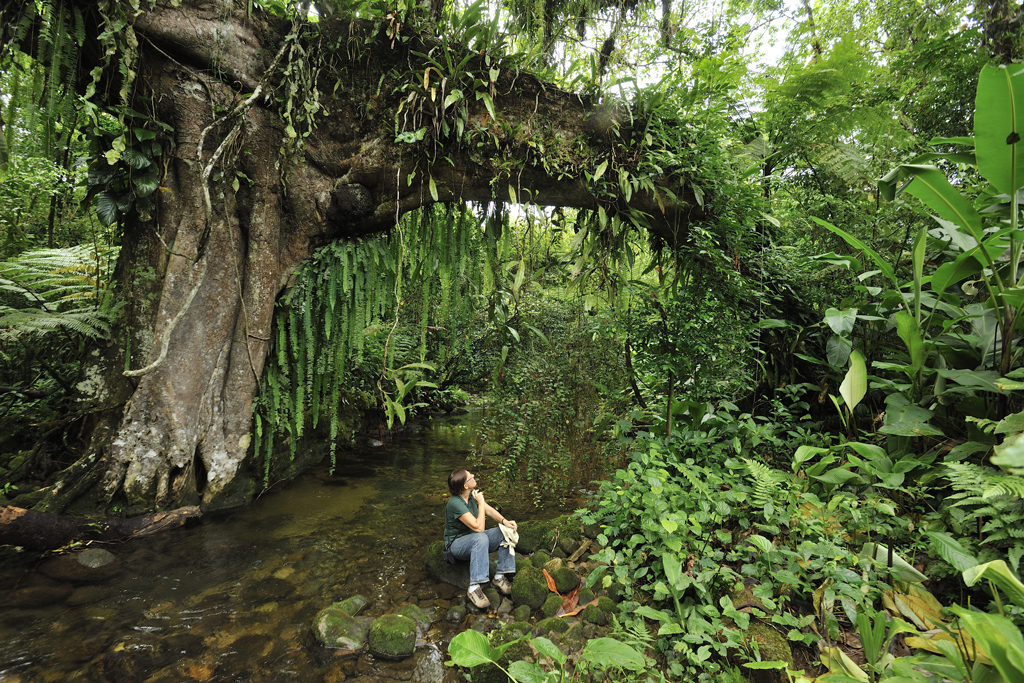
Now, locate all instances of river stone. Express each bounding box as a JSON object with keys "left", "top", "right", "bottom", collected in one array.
[
  {"left": 312, "top": 605, "right": 370, "bottom": 654},
  {"left": 513, "top": 604, "right": 531, "bottom": 622},
  {"left": 241, "top": 577, "right": 294, "bottom": 602},
  {"left": 509, "top": 565, "right": 547, "bottom": 610},
  {"left": 446, "top": 605, "right": 467, "bottom": 623},
  {"left": 552, "top": 567, "right": 579, "bottom": 594},
  {"left": 581, "top": 603, "right": 607, "bottom": 625},
  {"left": 67, "top": 585, "right": 111, "bottom": 607},
  {"left": 424, "top": 540, "right": 494, "bottom": 589},
  {"left": 4, "top": 584, "right": 73, "bottom": 608},
  {"left": 367, "top": 614, "right": 417, "bottom": 659},
  {"left": 543, "top": 557, "right": 564, "bottom": 574},
  {"left": 338, "top": 594, "right": 368, "bottom": 616},
  {"left": 515, "top": 520, "right": 554, "bottom": 554},
  {"left": 38, "top": 551, "right": 120, "bottom": 583},
  {"left": 394, "top": 604, "right": 432, "bottom": 635},
  {"left": 542, "top": 593, "right": 562, "bottom": 618}
]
